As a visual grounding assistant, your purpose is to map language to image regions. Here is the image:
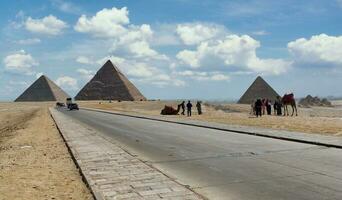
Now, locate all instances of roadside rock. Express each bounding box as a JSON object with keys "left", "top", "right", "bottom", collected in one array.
[{"left": 299, "top": 95, "right": 332, "bottom": 107}]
